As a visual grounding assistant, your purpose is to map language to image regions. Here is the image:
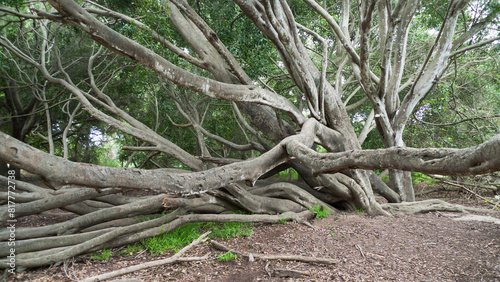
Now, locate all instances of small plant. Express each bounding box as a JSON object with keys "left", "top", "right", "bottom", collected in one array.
[
  {"left": 144, "top": 222, "right": 205, "bottom": 254},
  {"left": 277, "top": 216, "right": 288, "bottom": 224},
  {"left": 142, "top": 220, "right": 253, "bottom": 254},
  {"left": 309, "top": 204, "right": 331, "bottom": 219},
  {"left": 204, "top": 222, "right": 253, "bottom": 239},
  {"left": 90, "top": 248, "right": 113, "bottom": 261},
  {"left": 119, "top": 242, "right": 143, "bottom": 256},
  {"left": 331, "top": 229, "right": 336, "bottom": 237},
  {"left": 275, "top": 168, "right": 300, "bottom": 181},
  {"left": 354, "top": 206, "right": 365, "bottom": 215},
  {"left": 218, "top": 251, "right": 238, "bottom": 262},
  {"left": 411, "top": 172, "right": 436, "bottom": 185}
]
